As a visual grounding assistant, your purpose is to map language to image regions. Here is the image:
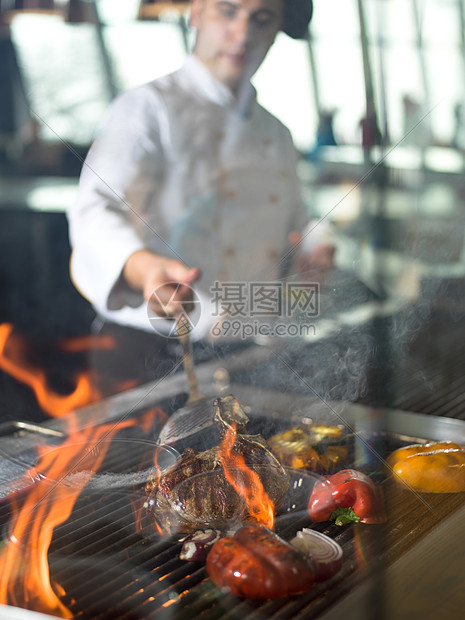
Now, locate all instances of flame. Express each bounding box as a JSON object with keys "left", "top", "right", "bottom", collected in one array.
[
  {"left": 218, "top": 423, "right": 275, "bottom": 529},
  {"left": 57, "top": 334, "right": 116, "bottom": 353},
  {"left": 0, "top": 322, "right": 171, "bottom": 614},
  {"left": 138, "top": 407, "right": 169, "bottom": 435},
  {"left": 0, "top": 408, "right": 167, "bottom": 617},
  {"left": 130, "top": 407, "right": 169, "bottom": 534},
  {"left": 0, "top": 323, "right": 113, "bottom": 417}
]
